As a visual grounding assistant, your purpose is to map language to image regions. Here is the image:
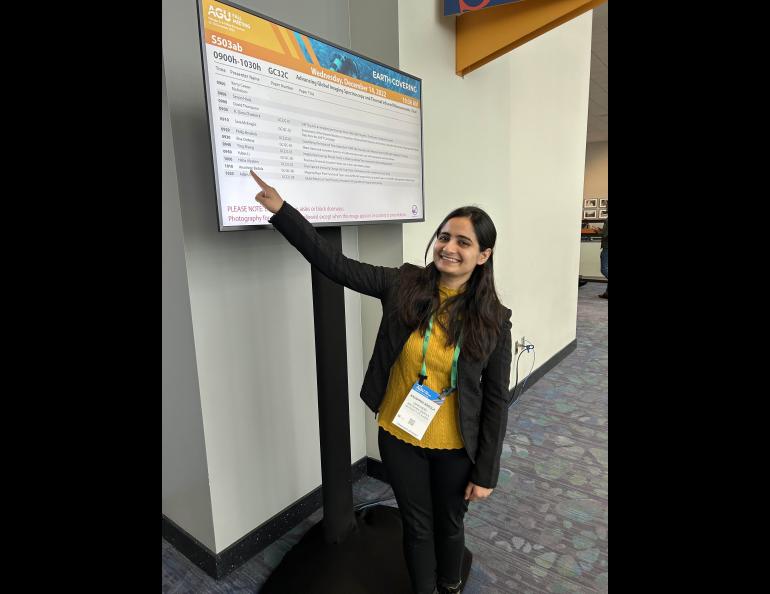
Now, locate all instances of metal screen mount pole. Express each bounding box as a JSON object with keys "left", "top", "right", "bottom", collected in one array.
[{"left": 311, "top": 226, "right": 354, "bottom": 544}]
